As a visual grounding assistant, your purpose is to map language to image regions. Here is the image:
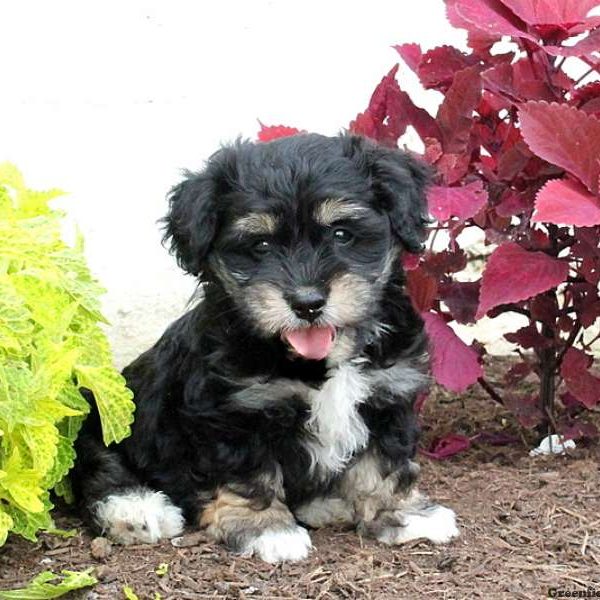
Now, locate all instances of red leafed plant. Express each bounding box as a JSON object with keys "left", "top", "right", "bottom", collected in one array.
[
  {"left": 259, "top": 0, "right": 600, "bottom": 448},
  {"left": 359, "top": 0, "right": 600, "bottom": 442}
]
